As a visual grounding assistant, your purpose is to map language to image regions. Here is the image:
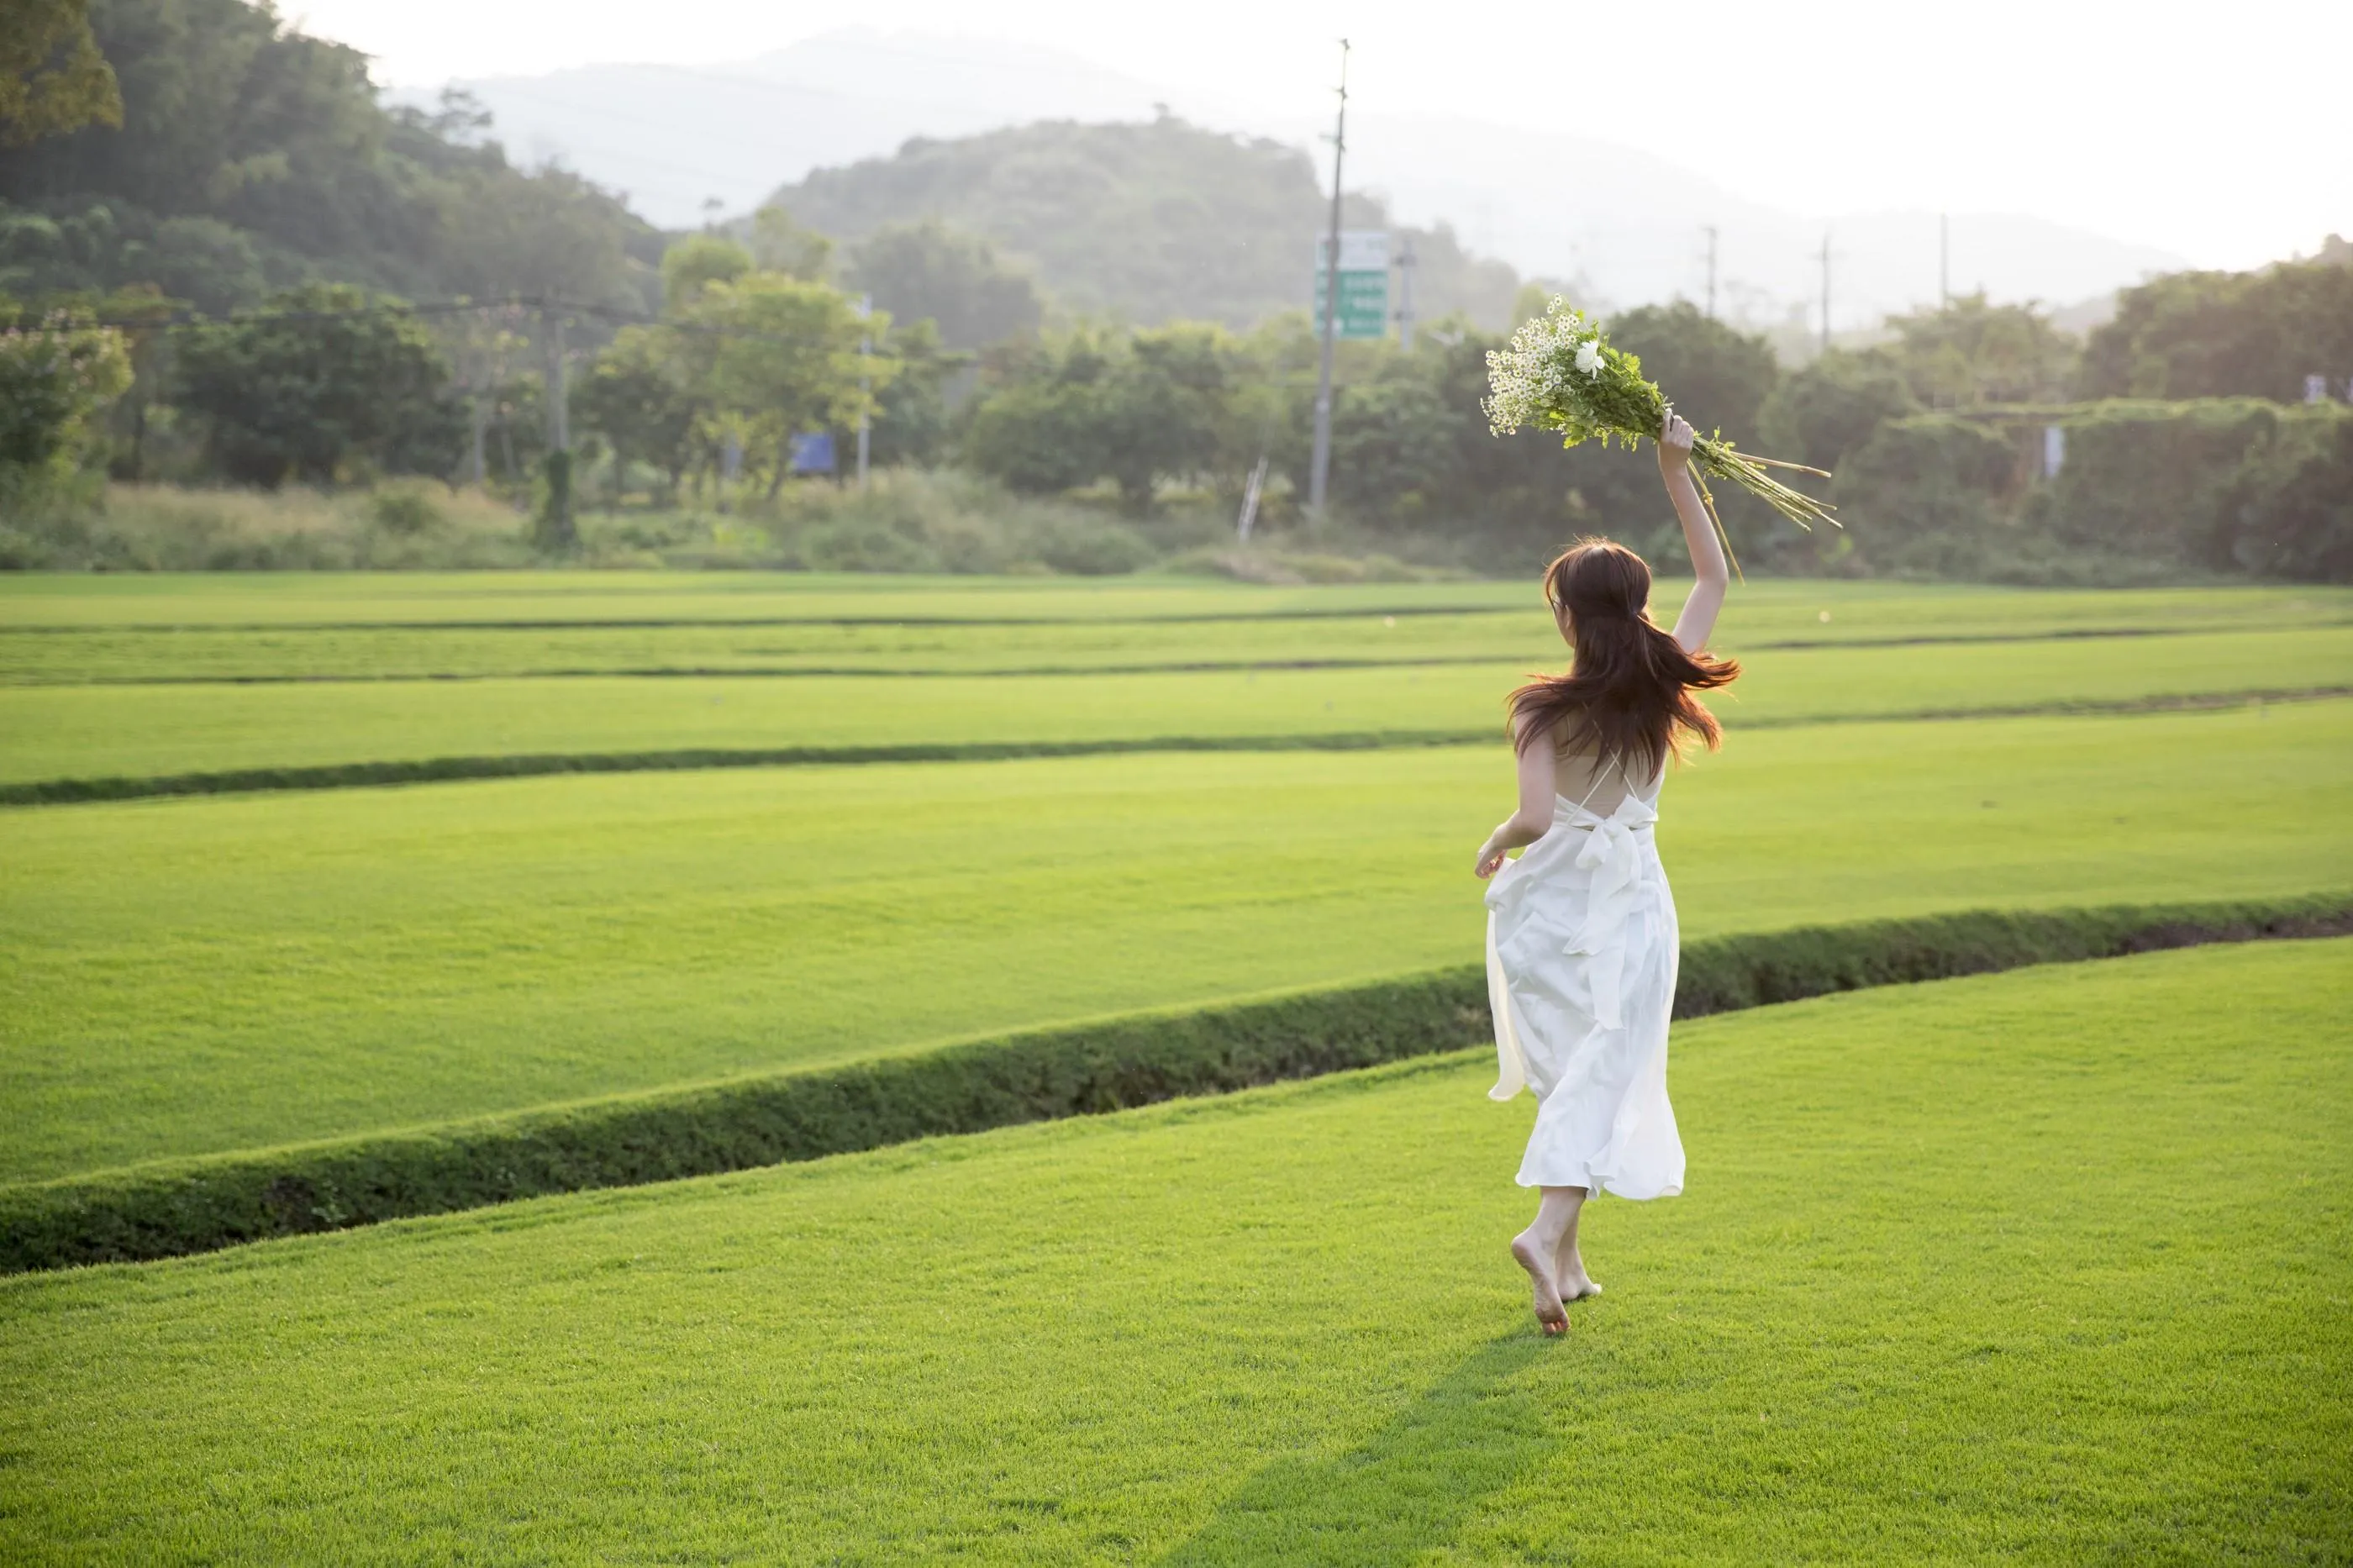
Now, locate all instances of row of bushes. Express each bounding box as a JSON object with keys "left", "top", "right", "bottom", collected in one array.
[
  {"left": 0, "top": 729, "right": 1487, "bottom": 807},
  {"left": 7, "top": 894, "right": 2343, "bottom": 1274},
  {"left": 1832, "top": 399, "right": 2353, "bottom": 582}
]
